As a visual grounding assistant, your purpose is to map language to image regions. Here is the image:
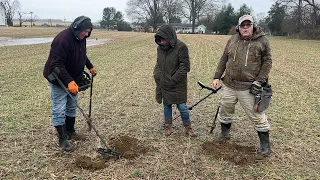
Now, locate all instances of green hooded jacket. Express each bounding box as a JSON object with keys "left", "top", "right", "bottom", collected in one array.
[
  {"left": 153, "top": 25, "right": 190, "bottom": 105},
  {"left": 214, "top": 27, "right": 272, "bottom": 90}
]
